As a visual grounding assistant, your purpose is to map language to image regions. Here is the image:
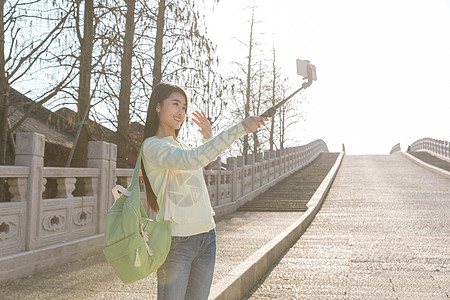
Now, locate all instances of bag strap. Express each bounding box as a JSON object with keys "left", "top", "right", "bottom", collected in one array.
[
  {"left": 111, "top": 144, "right": 143, "bottom": 201},
  {"left": 112, "top": 139, "right": 171, "bottom": 221},
  {"left": 112, "top": 185, "right": 130, "bottom": 201}
]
